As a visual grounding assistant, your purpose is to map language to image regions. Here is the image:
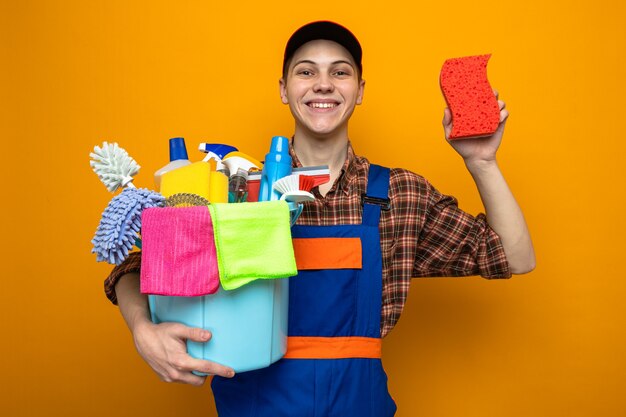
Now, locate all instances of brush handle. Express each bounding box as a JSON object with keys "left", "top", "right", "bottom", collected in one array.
[{"left": 123, "top": 178, "right": 136, "bottom": 188}]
